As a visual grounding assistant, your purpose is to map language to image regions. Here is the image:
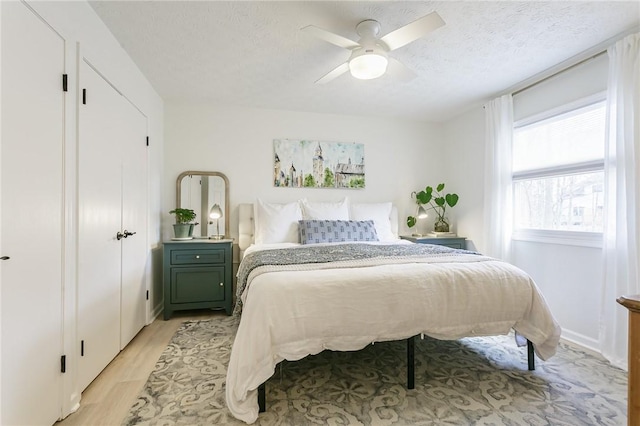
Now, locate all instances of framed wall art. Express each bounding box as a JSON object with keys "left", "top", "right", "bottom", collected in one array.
[{"left": 273, "top": 139, "right": 365, "bottom": 189}]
